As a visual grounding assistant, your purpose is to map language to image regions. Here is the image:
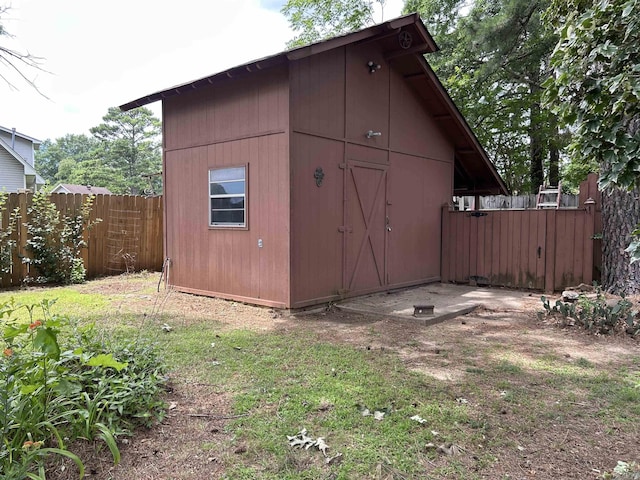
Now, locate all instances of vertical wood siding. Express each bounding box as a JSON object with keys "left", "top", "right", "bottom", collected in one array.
[
  {"left": 289, "top": 40, "right": 455, "bottom": 306},
  {"left": 162, "top": 66, "right": 290, "bottom": 307},
  {"left": 0, "top": 193, "right": 163, "bottom": 288}
]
